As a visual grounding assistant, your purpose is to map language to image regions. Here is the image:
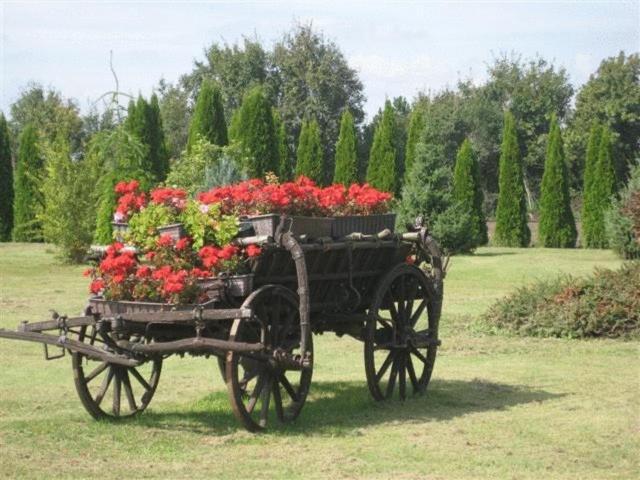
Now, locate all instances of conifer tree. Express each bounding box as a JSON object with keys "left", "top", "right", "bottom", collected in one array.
[
  {"left": 494, "top": 111, "right": 530, "bottom": 247},
  {"left": 187, "top": 79, "right": 228, "bottom": 151},
  {"left": 367, "top": 100, "right": 397, "bottom": 192},
  {"left": 404, "top": 107, "right": 425, "bottom": 180},
  {"left": 296, "top": 119, "right": 324, "bottom": 184},
  {"left": 581, "top": 123, "right": 602, "bottom": 247},
  {"left": 586, "top": 128, "right": 617, "bottom": 248},
  {"left": 272, "top": 109, "right": 290, "bottom": 180},
  {"left": 538, "top": 116, "right": 577, "bottom": 247},
  {"left": 148, "top": 94, "right": 169, "bottom": 180},
  {"left": 12, "top": 124, "right": 44, "bottom": 241},
  {"left": 0, "top": 114, "right": 13, "bottom": 241},
  {"left": 333, "top": 110, "right": 358, "bottom": 185},
  {"left": 234, "top": 86, "right": 279, "bottom": 178},
  {"left": 453, "top": 139, "right": 487, "bottom": 245}
]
